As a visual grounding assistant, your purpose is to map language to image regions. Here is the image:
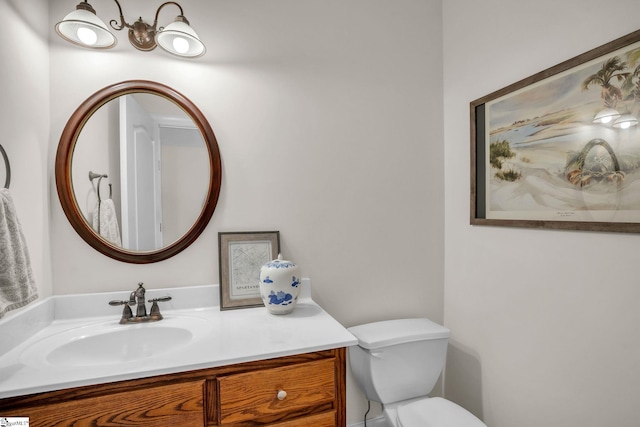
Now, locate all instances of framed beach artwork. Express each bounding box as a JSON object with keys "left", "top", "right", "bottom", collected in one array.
[
  {"left": 218, "top": 231, "right": 280, "bottom": 310},
  {"left": 471, "top": 29, "right": 640, "bottom": 232}
]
